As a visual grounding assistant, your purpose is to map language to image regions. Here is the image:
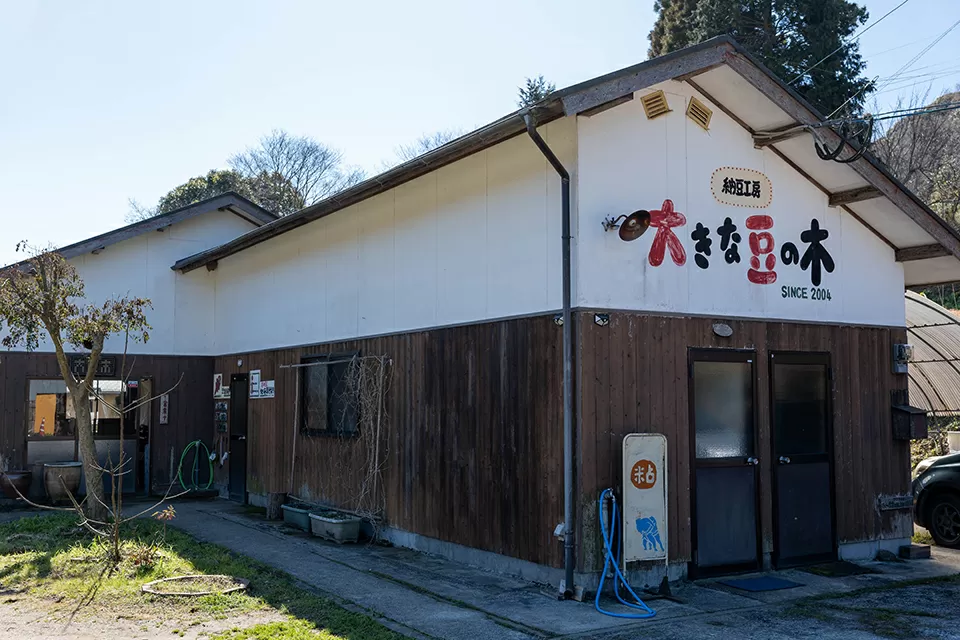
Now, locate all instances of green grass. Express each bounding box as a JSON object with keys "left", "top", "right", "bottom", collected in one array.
[
  {"left": 912, "top": 528, "right": 934, "bottom": 545},
  {"left": 0, "top": 513, "right": 403, "bottom": 639},
  {"left": 211, "top": 620, "right": 346, "bottom": 639}
]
